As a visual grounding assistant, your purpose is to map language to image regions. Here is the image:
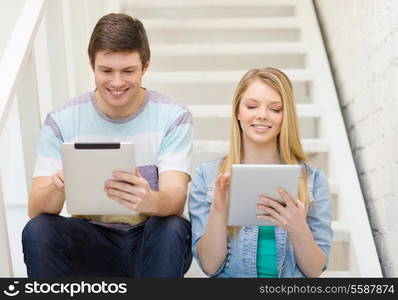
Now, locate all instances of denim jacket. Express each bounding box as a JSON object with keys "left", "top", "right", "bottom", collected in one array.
[{"left": 188, "top": 159, "right": 333, "bottom": 278}]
